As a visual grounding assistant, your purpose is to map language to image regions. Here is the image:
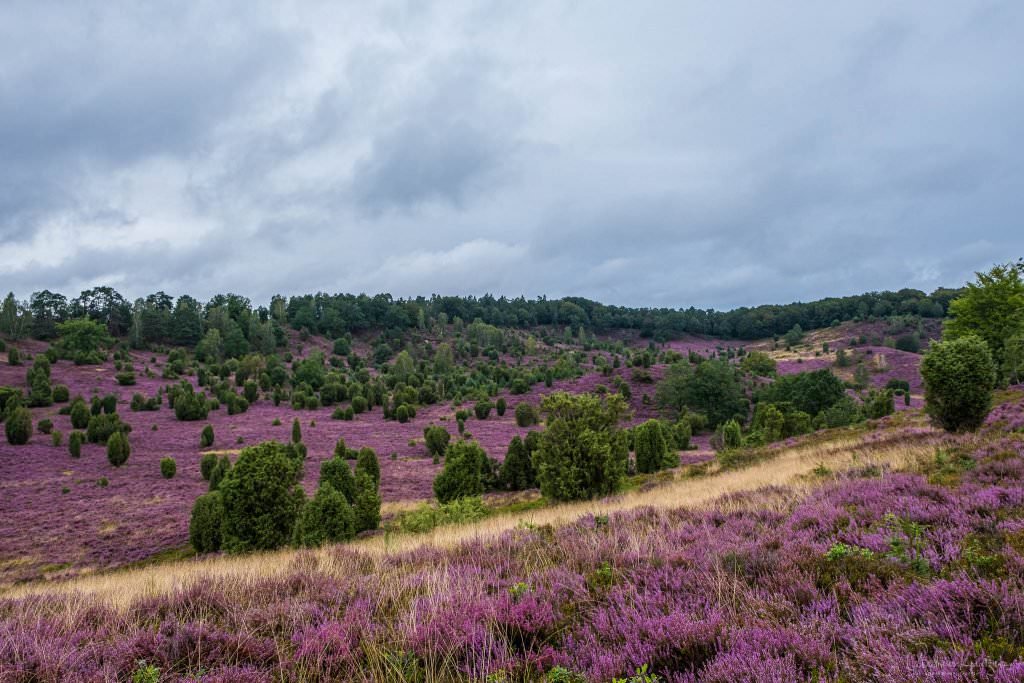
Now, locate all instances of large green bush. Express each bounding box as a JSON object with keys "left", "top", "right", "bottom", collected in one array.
[
  {"left": 171, "top": 382, "right": 209, "bottom": 421},
  {"left": 473, "top": 400, "right": 492, "bottom": 420},
  {"left": 499, "top": 435, "right": 537, "bottom": 491},
  {"left": 5, "top": 406, "right": 31, "bottom": 445},
  {"left": 756, "top": 369, "right": 846, "bottom": 418},
  {"left": 106, "top": 431, "right": 130, "bottom": 467},
  {"left": 355, "top": 447, "right": 380, "bottom": 488},
  {"left": 160, "top": 457, "right": 177, "bottom": 479},
  {"left": 515, "top": 402, "right": 539, "bottom": 427},
  {"left": 655, "top": 360, "right": 745, "bottom": 427},
  {"left": 943, "top": 262, "right": 1024, "bottom": 369},
  {"left": 86, "top": 413, "right": 129, "bottom": 444},
  {"left": 352, "top": 470, "right": 381, "bottom": 533},
  {"left": 189, "top": 491, "right": 225, "bottom": 554},
  {"left": 200, "top": 453, "right": 218, "bottom": 480},
  {"left": 200, "top": 424, "right": 214, "bottom": 448},
  {"left": 534, "top": 392, "right": 629, "bottom": 501},
  {"left": 68, "top": 431, "right": 83, "bottom": 458},
  {"left": 52, "top": 384, "right": 69, "bottom": 403},
  {"left": 433, "top": 440, "right": 488, "bottom": 503},
  {"left": 921, "top": 336, "right": 997, "bottom": 432},
  {"left": 27, "top": 359, "right": 52, "bottom": 407},
  {"left": 423, "top": 425, "right": 450, "bottom": 458},
  {"left": 292, "top": 483, "right": 355, "bottom": 547},
  {"left": 69, "top": 399, "right": 90, "bottom": 429},
  {"left": 208, "top": 456, "right": 231, "bottom": 491},
  {"left": 319, "top": 455, "right": 356, "bottom": 503},
  {"left": 634, "top": 419, "right": 670, "bottom": 474},
  {"left": 218, "top": 441, "right": 305, "bottom": 553},
  {"left": 55, "top": 318, "right": 111, "bottom": 363}
]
